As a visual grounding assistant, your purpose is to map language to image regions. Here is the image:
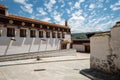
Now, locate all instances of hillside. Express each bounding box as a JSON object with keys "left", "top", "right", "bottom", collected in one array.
[{"left": 71, "top": 32, "right": 95, "bottom": 39}]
